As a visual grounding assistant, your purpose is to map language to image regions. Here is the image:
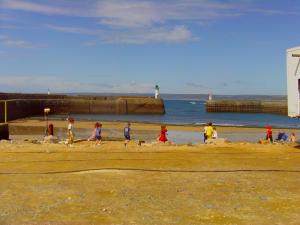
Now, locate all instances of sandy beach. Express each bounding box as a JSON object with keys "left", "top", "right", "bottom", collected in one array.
[
  {"left": 0, "top": 119, "right": 300, "bottom": 224},
  {"left": 8, "top": 119, "right": 300, "bottom": 144}
]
